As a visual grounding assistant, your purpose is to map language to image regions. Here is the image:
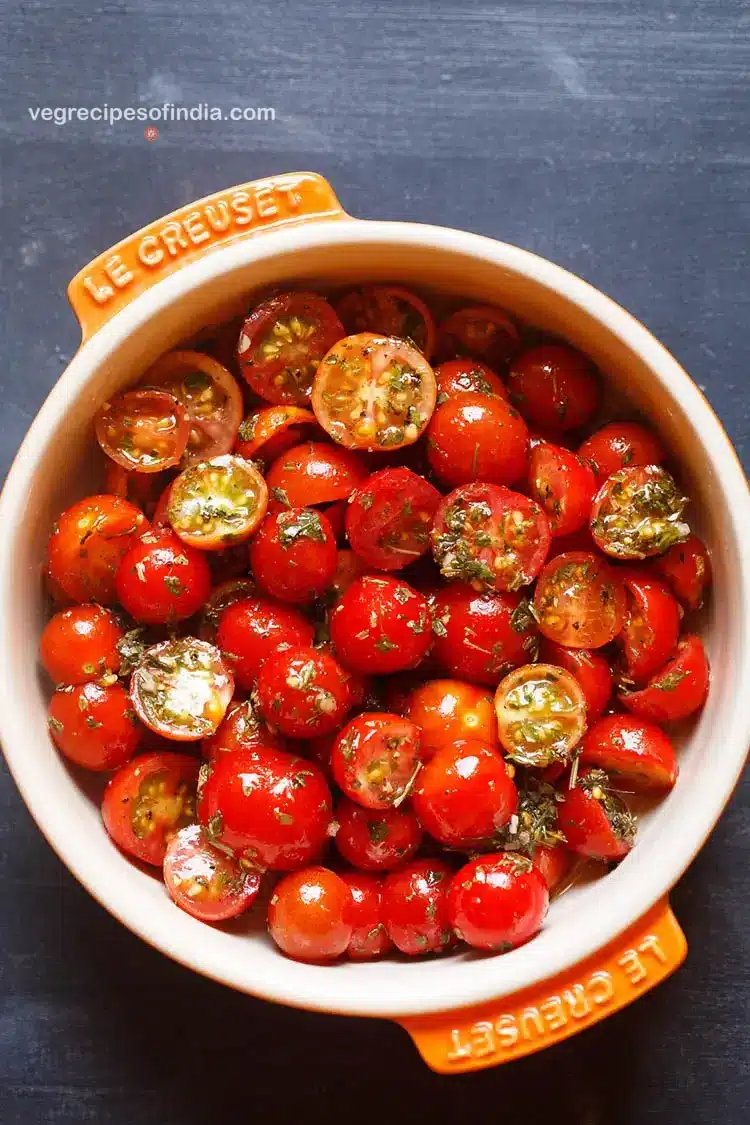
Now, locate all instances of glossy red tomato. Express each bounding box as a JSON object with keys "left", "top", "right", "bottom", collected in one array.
[
  {"left": 237, "top": 292, "right": 345, "bottom": 406},
  {"left": 426, "top": 394, "right": 528, "bottom": 490},
  {"left": 619, "top": 568, "right": 681, "bottom": 684},
  {"left": 381, "top": 859, "right": 454, "bottom": 955},
  {"left": 507, "top": 344, "right": 600, "bottom": 432},
  {"left": 437, "top": 305, "right": 519, "bottom": 369},
  {"left": 102, "top": 751, "right": 199, "bottom": 865},
  {"left": 166, "top": 455, "right": 268, "bottom": 550},
  {"left": 47, "top": 495, "right": 148, "bottom": 605},
  {"left": 325, "top": 549, "right": 370, "bottom": 603},
  {"left": 331, "top": 712, "right": 422, "bottom": 809},
  {"left": 447, "top": 854, "right": 549, "bottom": 951},
  {"left": 40, "top": 604, "right": 123, "bottom": 684},
  {"left": 619, "top": 634, "right": 709, "bottom": 722},
  {"left": 268, "top": 866, "right": 353, "bottom": 961},
  {"left": 339, "top": 871, "right": 393, "bottom": 960},
  {"left": 265, "top": 441, "right": 368, "bottom": 508},
  {"left": 256, "top": 646, "right": 352, "bottom": 738},
  {"left": 532, "top": 846, "right": 573, "bottom": 892},
  {"left": 215, "top": 596, "right": 314, "bottom": 689},
  {"left": 201, "top": 698, "right": 285, "bottom": 760},
  {"left": 334, "top": 797, "right": 423, "bottom": 871},
  {"left": 590, "top": 465, "right": 690, "bottom": 559},
  {"left": 234, "top": 405, "right": 317, "bottom": 465},
  {"left": 653, "top": 532, "right": 712, "bottom": 610},
  {"left": 249, "top": 507, "right": 337, "bottom": 603},
  {"left": 434, "top": 358, "right": 508, "bottom": 400},
  {"left": 413, "top": 740, "right": 518, "bottom": 847},
  {"left": 115, "top": 529, "right": 211, "bottom": 625},
  {"left": 580, "top": 714, "right": 678, "bottom": 793},
  {"left": 336, "top": 285, "right": 436, "bottom": 358},
  {"left": 533, "top": 551, "right": 627, "bottom": 648},
  {"left": 329, "top": 576, "right": 431, "bottom": 673},
  {"left": 430, "top": 584, "right": 538, "bottom": 685},
  {"left": 163, "top": 824, "right": 262, "bottom": 921},
  {"left": 528, "top": 441, "right": 596, "bottom": 537},
  {"left": 346, "top": 468, "right": 441, "bottom": 571},
  {"left": 432, "top": 483, "right": 550, "bottom": 593},
  {"left": 579, "top": 421, "right": 666, "bottom": 482},
  {"left": 48, "top": 681, "right": 142, "bottom": 771},
  {"left": 558, "top": 769, "right": 637, "bottom": 861},
  {"left": 198, "top": 746, "right": 332, "bottom": 869},
  {"left": 494, "top": 663, "right": 588, "bottom": 768},
  {"left": 321, "top": 499, "right": 347, "bottom": 543},
  {"left": 130, "top": 638, "right": 234, "bottom": 741},
  {"left": 405, "top": 679, "right": 498, "bottom": 758},
  {"left": 538, "top": 639, "right": 612, "bottom": 721},
  {"left": 198, "top": 578, "right": 256, "bottom": 642},
  {"left": 95, "top": 389, "right": 189, "bottom": 473}
]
